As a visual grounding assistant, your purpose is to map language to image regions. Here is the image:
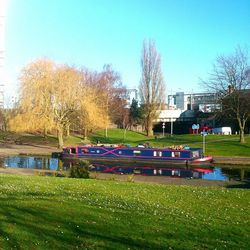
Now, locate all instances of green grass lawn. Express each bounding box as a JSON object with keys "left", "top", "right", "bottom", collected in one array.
[
  {"left": 91, "top": 129, "right": 250, "bottom": 157},
  {"left": 0, "top": 175, "right": 249, "bottom": 249}
]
